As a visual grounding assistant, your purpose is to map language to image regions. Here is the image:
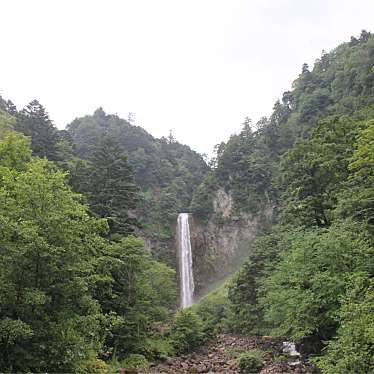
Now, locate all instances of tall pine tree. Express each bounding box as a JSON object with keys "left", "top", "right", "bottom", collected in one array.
[
  {"left": 15, "top": 100, "right": 59, "bottom": 160},
  {"left": 87, "top": 137, "right": 138, "bottom": 236}
]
